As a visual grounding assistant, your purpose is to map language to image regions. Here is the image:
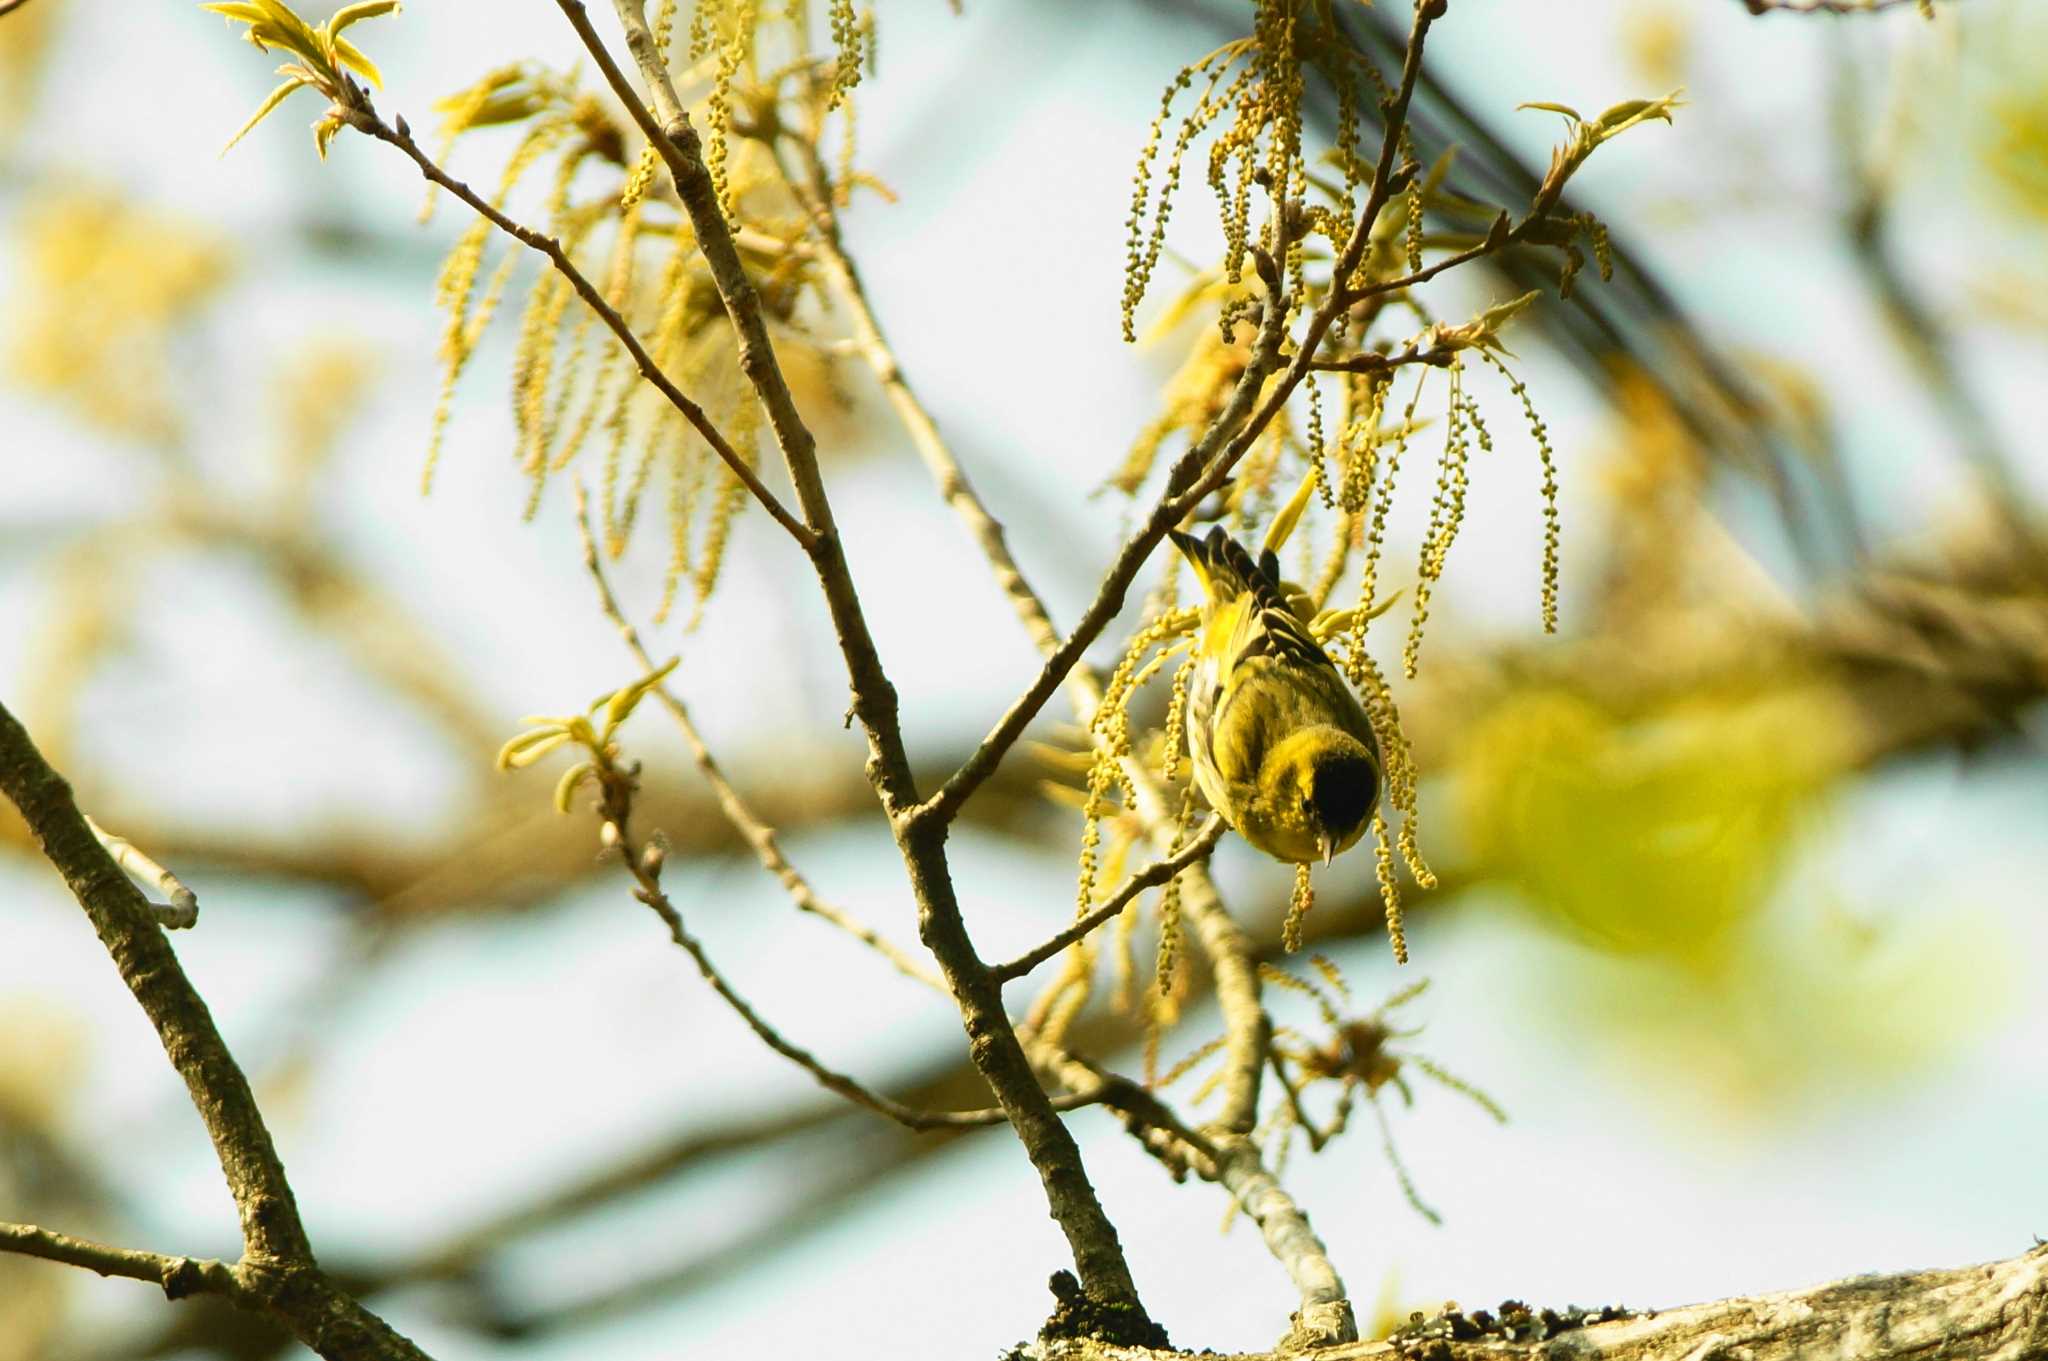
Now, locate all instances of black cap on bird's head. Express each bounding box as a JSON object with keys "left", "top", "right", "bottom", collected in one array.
[{"left": 1306, "top": 746, "right": 1378, "bottom": 865}]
